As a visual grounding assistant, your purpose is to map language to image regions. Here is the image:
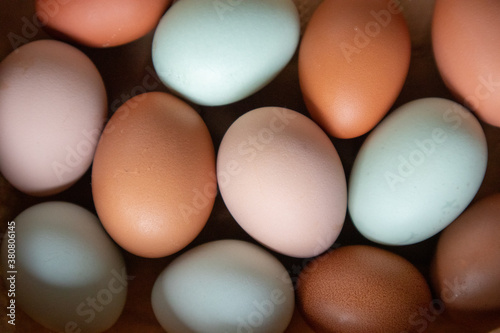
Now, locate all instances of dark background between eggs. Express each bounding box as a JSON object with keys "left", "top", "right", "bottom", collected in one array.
[{"left": 1, "top": 1, "right": 499, "bottom": 332}]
